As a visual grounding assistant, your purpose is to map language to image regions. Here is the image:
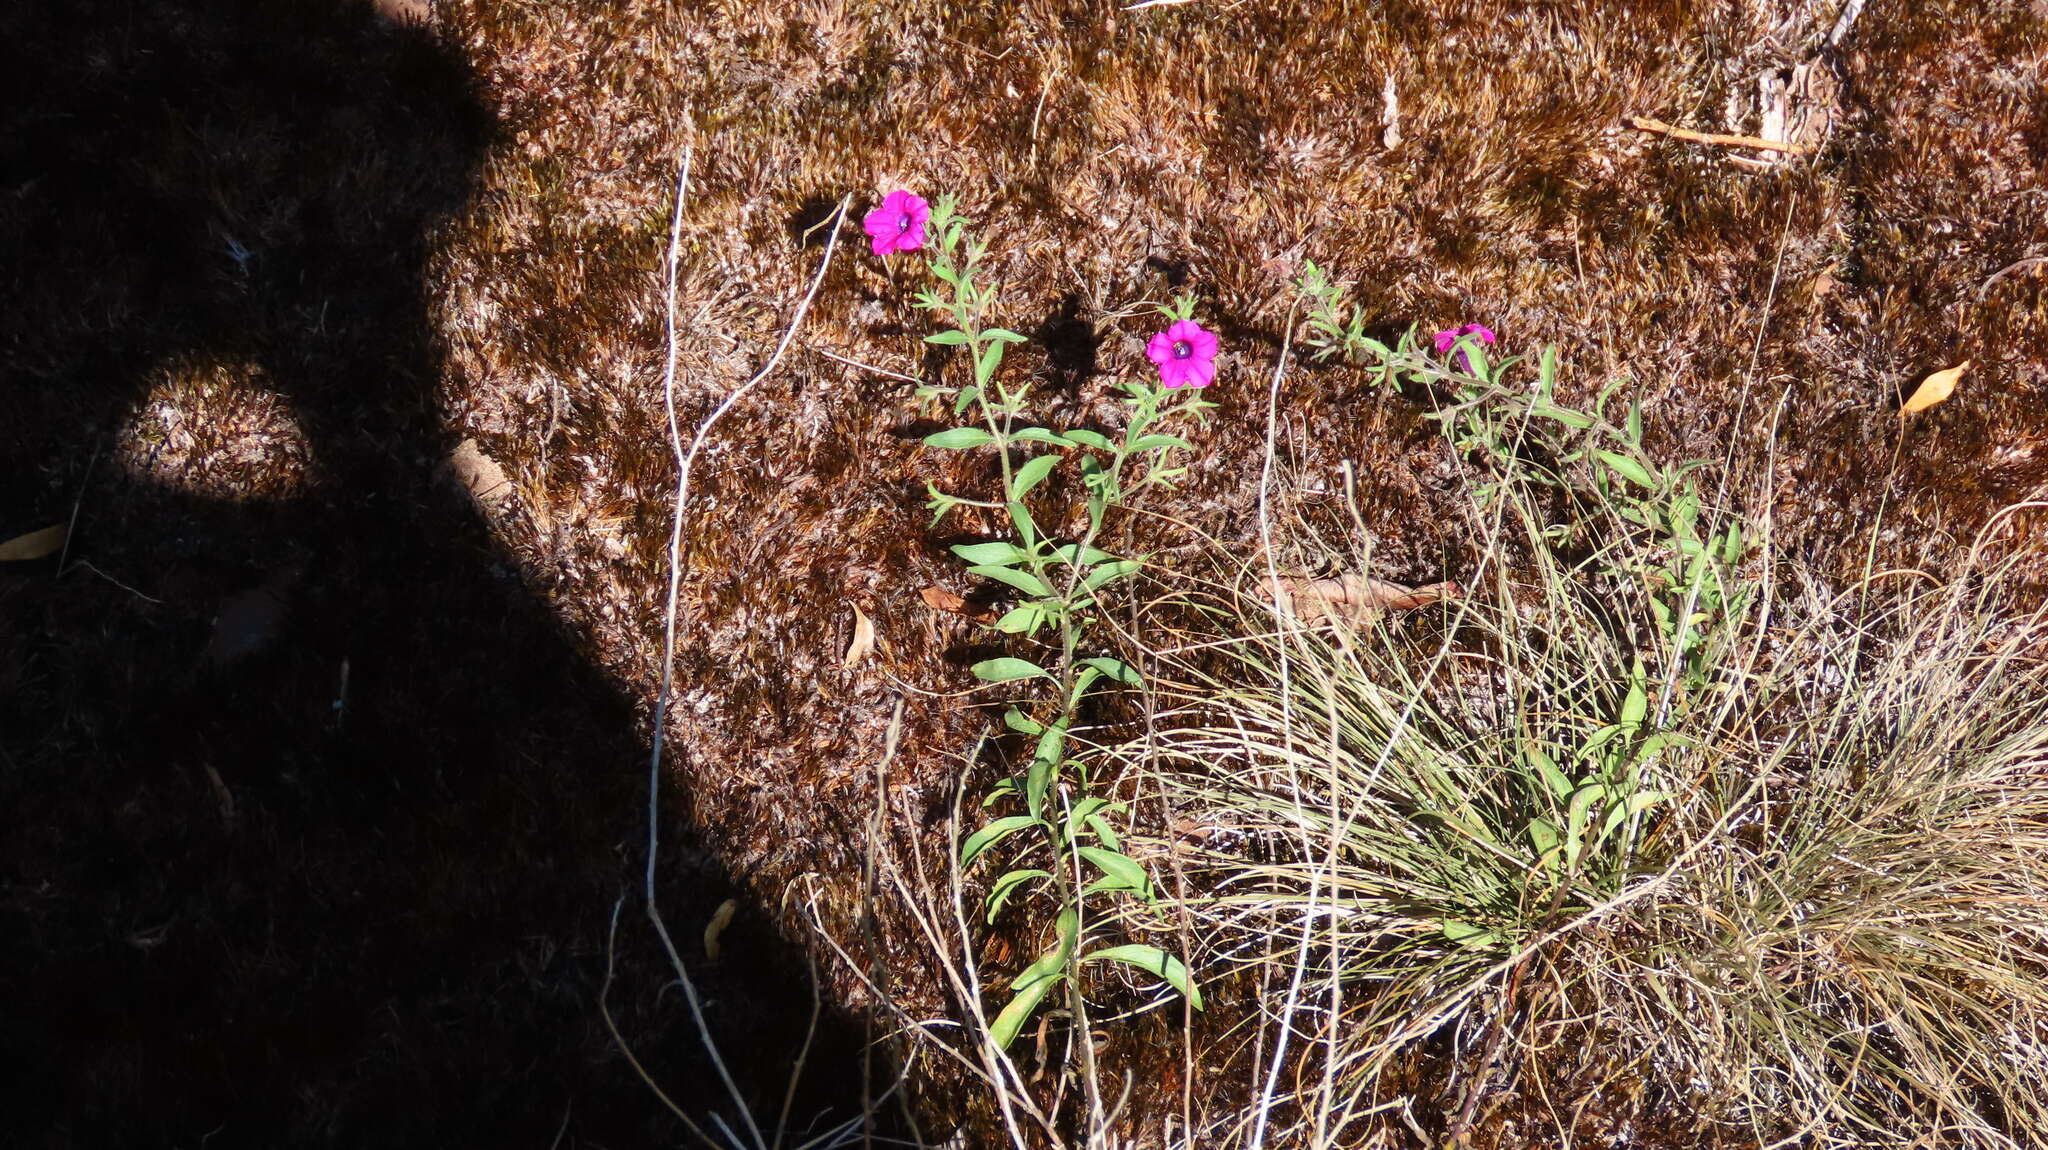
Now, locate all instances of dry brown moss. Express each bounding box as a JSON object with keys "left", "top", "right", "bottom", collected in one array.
[{"left": 7, "top": 0, "right": 2045, "bottom": 1144}]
